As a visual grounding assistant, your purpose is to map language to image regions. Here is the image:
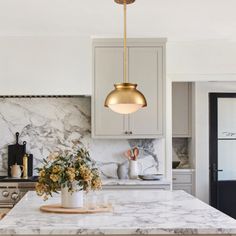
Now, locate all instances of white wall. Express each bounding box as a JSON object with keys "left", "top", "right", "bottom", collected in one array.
[
  {"left": 167, "top": 41, "right": 236, "bottom": 82},
  {"left": 1, "top": 37, "right": 236, "bottom": 96},
  {"left": 0, "top": 36, "right": 92, "bottom": 95}
]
